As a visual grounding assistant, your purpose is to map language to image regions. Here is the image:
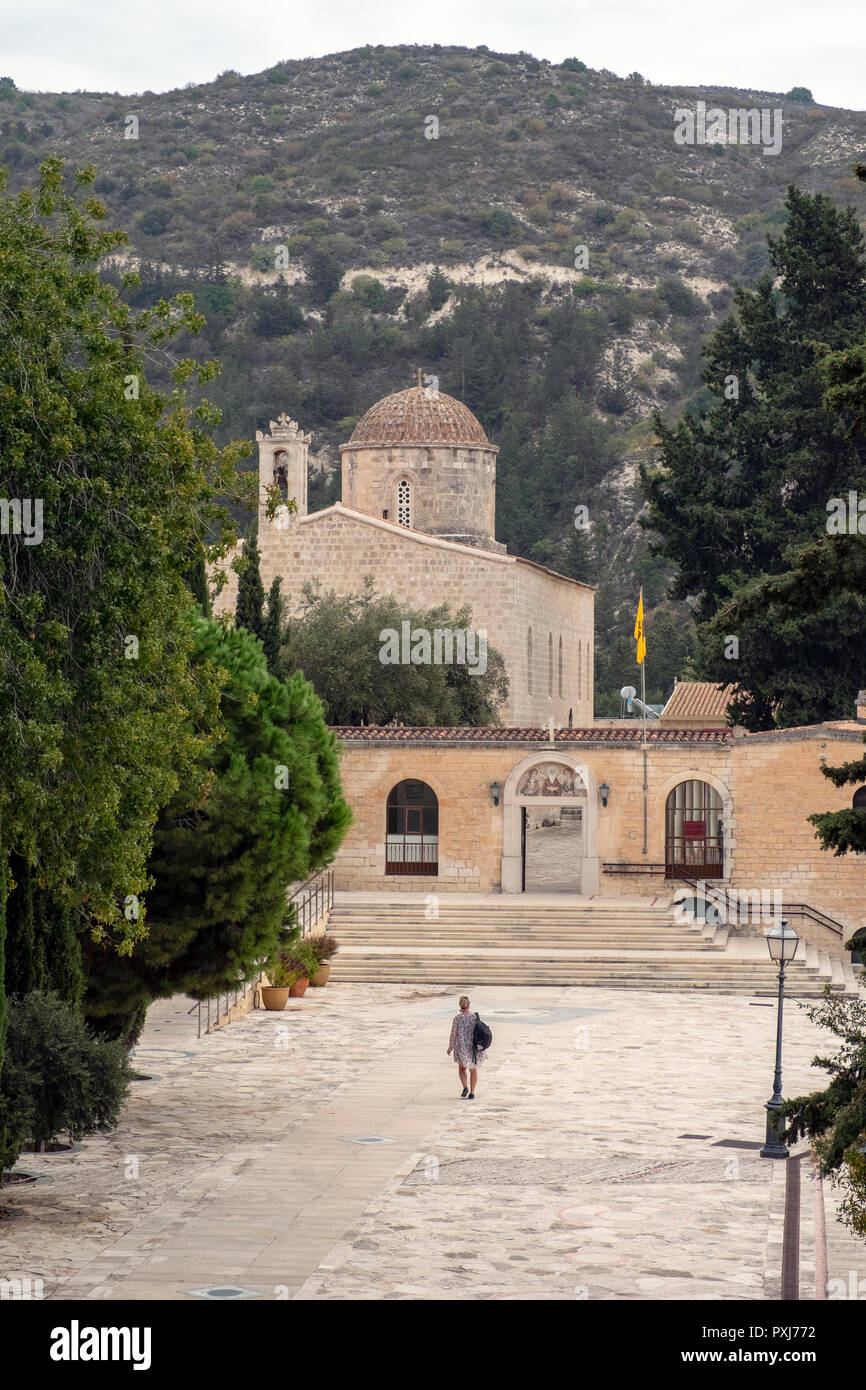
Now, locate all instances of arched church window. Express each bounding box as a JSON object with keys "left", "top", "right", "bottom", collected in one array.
[
  {"left": 586, "top": 644, "right": 592, "bottom": 702},
  {"left": 853, "top": 787, "right": 866, "bottom": 809},
  {"left": 527, "top": 627, "right": 533, "bottom": 694},
  {"left": 548, "top": 633, "right": 553, "bottom": 696},
  {"left": 386, "top": 780, "right": 438, "bottom": 876},
  {"left": 558, "top": 635, "right": 563, "bottom": 698},
  {"left": 577, "top": 640, "right": 582, "bottom": 701},
  {"left": 273, "top": 451, "right": 289, "bottom": 502},
  {"left": 665, "top": 780, "right": 724, "bottom": 881},
  {"left": 397, "top": 479, "right": 411, "bottom": 527}
]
